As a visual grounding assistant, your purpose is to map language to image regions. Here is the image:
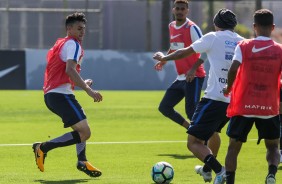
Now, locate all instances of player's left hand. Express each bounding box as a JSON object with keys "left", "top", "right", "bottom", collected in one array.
[
  {"left": 154, "top": 61, "right": 167, "bottom": 71},
  {"left": 153, "top": 52, "right": 166, "bottom": 61}
]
